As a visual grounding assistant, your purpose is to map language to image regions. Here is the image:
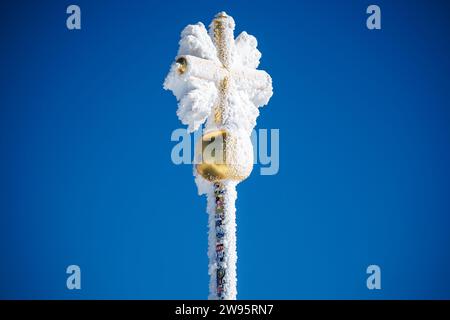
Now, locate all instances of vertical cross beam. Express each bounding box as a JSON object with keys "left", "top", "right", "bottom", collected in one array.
[{"left": 211, "top": 12, "right": 233, "bottom": 126}]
